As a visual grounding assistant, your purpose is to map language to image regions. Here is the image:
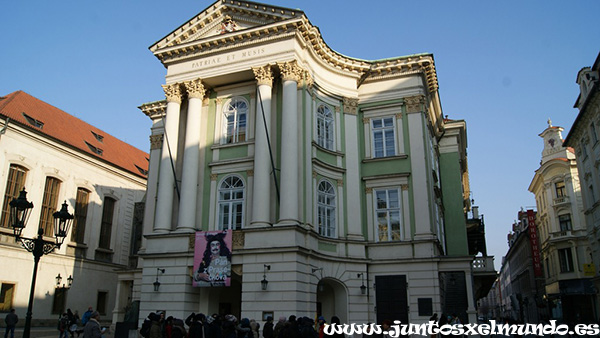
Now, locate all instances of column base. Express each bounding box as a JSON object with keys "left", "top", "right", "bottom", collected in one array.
[
  {"left": 248, "top": 221, "right": 272, "bottom": 228},
  {"left": 275, "top": 219, "right": 300, "bottom": 226}
]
